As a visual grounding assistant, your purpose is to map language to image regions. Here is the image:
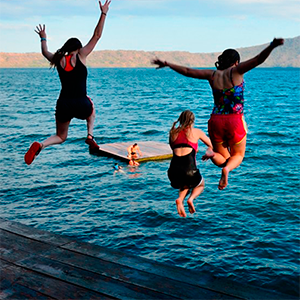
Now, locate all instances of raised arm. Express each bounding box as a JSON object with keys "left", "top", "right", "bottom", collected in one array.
[
  {"left": 236, "top": 38, "right": 284, "bottom": 75},
  {"left": 151, "top": 58, "right": 214, "bottom": 80},
  {"left": 79, "top": 0, "right": 111, "bottom": 61},
  {"left": 35, "top": 24, "right": 54, "bottom": 62}
]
